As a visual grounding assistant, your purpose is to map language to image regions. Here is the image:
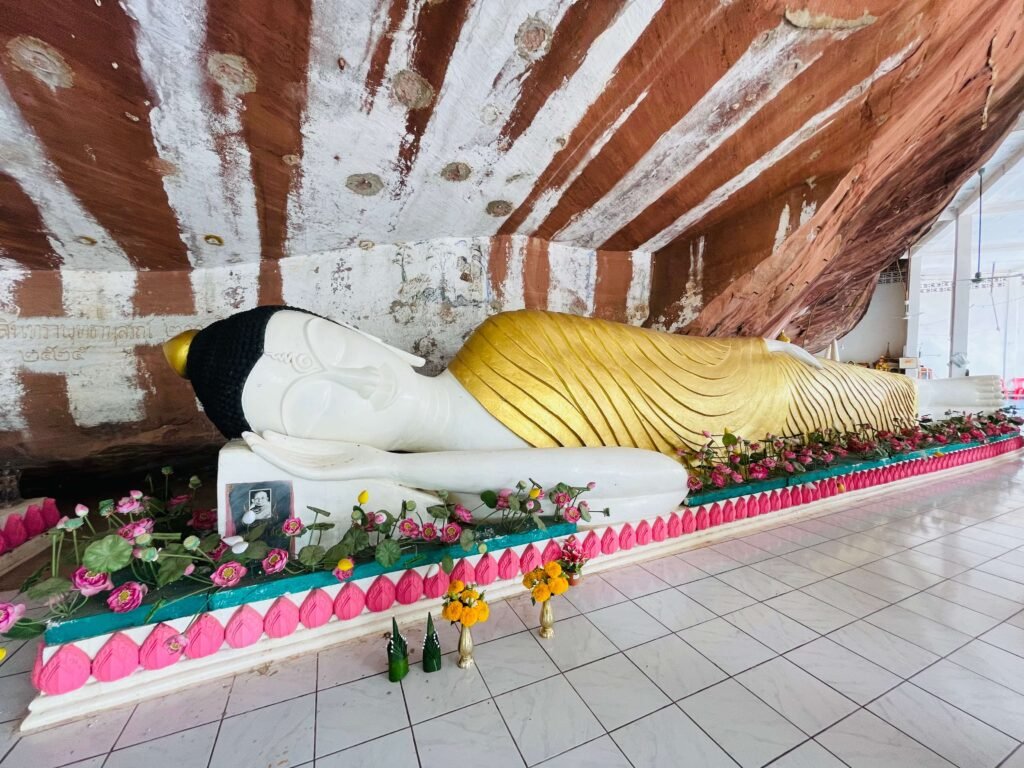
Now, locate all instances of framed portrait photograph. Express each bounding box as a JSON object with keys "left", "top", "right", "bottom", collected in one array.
[{"left": 225, "top": 479, "right": 294, "bottom": 551}]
